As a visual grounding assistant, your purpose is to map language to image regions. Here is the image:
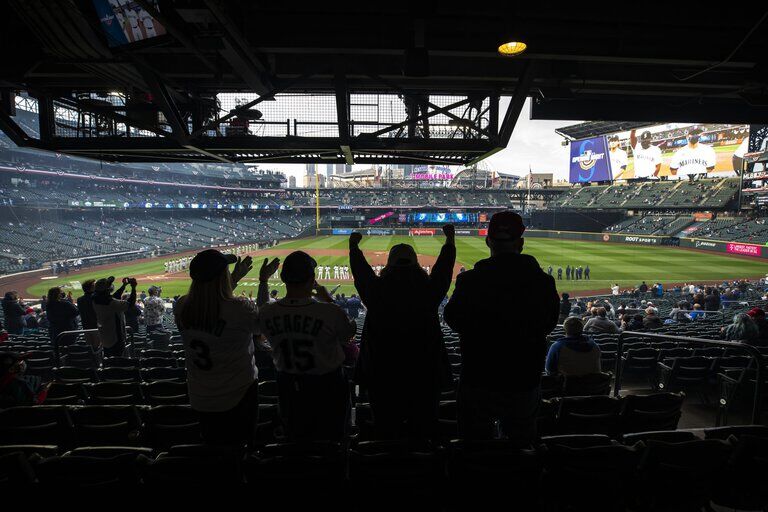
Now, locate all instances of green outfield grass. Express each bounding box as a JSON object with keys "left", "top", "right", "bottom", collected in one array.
[{"left": 25, "top": 235, "right": 768, "bottom": 299}]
